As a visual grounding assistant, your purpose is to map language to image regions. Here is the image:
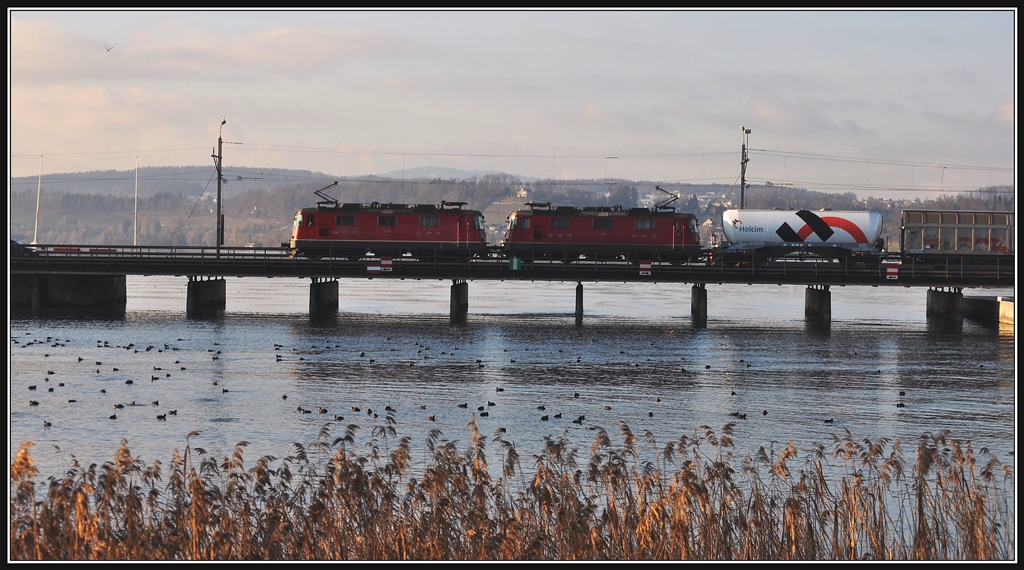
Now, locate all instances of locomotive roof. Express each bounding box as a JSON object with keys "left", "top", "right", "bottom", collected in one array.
[
  {"left": 510, "top": 204, "right": 694, "bottom": 217},
  {"left": 305, "top": 202, "right": 480, "bottom": 214}
]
